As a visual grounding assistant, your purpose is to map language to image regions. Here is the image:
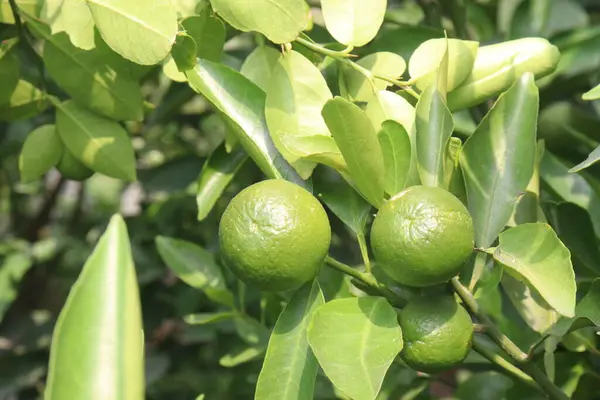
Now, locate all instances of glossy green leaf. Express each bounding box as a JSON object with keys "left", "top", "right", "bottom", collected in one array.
[
  {"left": 461, "top": 73, "right": 538, "bottom": 247},
  {"left": 171, "top": 33, "right": 197, "bottom": 72},
  {"left": 256, "top": 280, "right": 324, "bottom": 400},
  {"left": 493, "top": 223, "right": 576, "bottom": 317},
  {"left": 86, "top": 0, "right": 178, "bottom": 65},
  {"left": 185, "top": 59, "right": 305, "bottom": 187},
  {"left": 550, "top": 279, "right": 600, "bottom": 336},
  {"left": 545, "top": 202, "right": 600, "bottom": 276},
  {"left": 181, "top": 13, "right": 225, "bottom": 62},
  {"left": 444, "top": 137, "right": 467, "bottom": 204},
  {"left": 240, "top": 46, "right": 281, "bottom": 92},
  {"left": 184, "top": 312, "right": 236, "bottom": 325},
  {"left": 54, "top": 99, "right": 137, "bottom": 181},
  {"left": 313, "top": 166, "right": 371, "bottom": 234},
  {"left": 322, "top": 97, "right": 384, "bottom": 207},
  {"left": 307, "top": 297, "right": 402, "bottom": 400},
  {"left": 45, "top": 214, "right": 144, "bottom": 400},
  {"left": 209, "top": 0, "right": 308, "bottom": 44},
  {"left": 278, "top": 134, "right": 348, "bottom": 174},
  {"left": 321, "top": 0, "right": 386, "bottom": 47},
  {"left": 19, "top": 124, "right": 64, "bottom": 183},
  {"left": 0, "top": 53, "right": 19, "bottom": 106},
  {"left": 25, "top": 16, "right": 144, "bottom": 122},
  {"left": 266, "top": 50, "right": 337, "bottom": 179},
  {"left": 340, "top": 52, "right": 406, "bottom": 102},
  {"left": 0, "top": 80, "right": 48, "bottom": 121},
  {"left": 0, "top": 251, "right": 33, "bottom": 322},
  {"left": 409, "top": 38, "right": 478, "bottom": 92},
  {"left": 377, "top": 120, "right": 411, "bottom": 195},
  {"left": 155, "top": 236, "right": 234, "bottom": 307},
  {"left": 582, "top": 83, "right": 600, "bottom": 101},
  {"left": 41, "top": 0, "right": 95, "bottom": 50},
  {"left": 569, "top": 145, "right": 600, "bottom": 173},
  {"left": 0, "top": 0, "right": 42, "bottom": 24},
  {"left": 196, "top": 144, "right": 247, "bottom": 221}
]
